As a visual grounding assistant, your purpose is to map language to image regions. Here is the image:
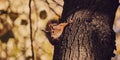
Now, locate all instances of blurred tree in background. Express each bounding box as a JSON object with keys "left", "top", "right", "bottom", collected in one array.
[{"left": 0, "top": 0, "right": 63, "bottom": 60}]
